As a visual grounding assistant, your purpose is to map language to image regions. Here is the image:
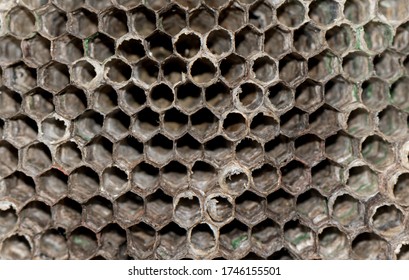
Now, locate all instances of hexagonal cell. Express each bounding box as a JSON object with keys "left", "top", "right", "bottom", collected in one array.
[
  {"left": 84, "top": 196, "right": 113, "bottom": 232},
  {"left": 127, "top": 222, "right": 156, "bottom": 259},
  {"left": 361, "top": 78, "right": 389, "bottom": 111},
  {"left": 277, "top": 0, "right": 305, "bottom": 28},
  {"left": 175, "top": 32, "right": 201, "bottom": 59},
  {"left": 118, "top": 83, "right": 146, "bottom": 115},
  {"left": 235, "top": 26, "right": 262, "bottom": 58},
  {"left": 37, "top": 169, "right": 68, "bottom": 205},
  {"left": 279, "top": 53, "right": 306, "bottom": 85},
  {"left": 308, "top": 50, "right": 339, "bottom": 82},
  {"left": 162, "top": 57, "right": 187, "bottom": 85},
  {"left": 219, "top": 5, "right": 245, "bottom": 32},
  {"left": 146, "top": 31, "right": 173, "bottom": 62},
  {"left": 297, "top": 189, "right": 329, "bottom": 227},
  {"left": 372, "top": 204, "right": 404, "bottom": 237},
  {"left": 391, "top": 77, "right": 409, "bottom": 112},
  {"left": 68, "top": 166, "right": 99, "bottom": 203},
  {"left": 39, "top": 5, "right": 67, "bottom": 38},
  {"left": 346, "top": 108, "right": 373, "bottom": 138},
  {"left": 175, "top": 82, "right": 202, "bottom": 114},
  {"left": 84, "top": 136, "right": 113, "bottom": 171},
  {"left": 347, "top": 165, "right": 379, "bottom": 198},
  {"left": 324, "top": 76, "right": 357, "bottom": 111},
  {"left": 174, "top": 194, "right": 201, "bottom": 228},
  {"left": 236, "top": 82, "right": 263, "bottom": 111},
  {"left": 394, "top": 173, "right": 409, "bottom": 206},
  {"left": 344, "top": 0, "right": 373, "bottom": 24},
  {"left": 41, "top": 117, "right": 68, "bottom": 144},
  {"left": 295, "top": 80, "right": 324, "bottom": 113},
  {"left": 283, "top": 220, "right": 314, "bottom": 253},
  {"left": 148, "top": 84, "right": 174, "bottom": 111},
  {"left": 99, "top": 224, "right": 127, "bottom": 260},
  {"left": 19, "top": 201, "right": 51, "bottom": 234},
  {"left": 52, "top": 198, "right": 82, "bottom": 230},
  {"left": 145, "top": 134, "right": 174, "bottom": 166},
  {"left": 361, "top": 135, "right": 394, "bottom": 170},
  {"left": 252, "top": 56, "right": 277, "bottom": 83},
  {"left": 342, "top": 52, "right": 371, "bottom": 82},
  {"left": 68, "top": 227, "right": 98, "bottom": 259},
  {"left": 220, "top": 54, "right": 246, "bottom": 86},
  {"left": 39, "top": 62, "right": 70, "bottom": 93},
  {"left": 114, "top": 136, "right": 143, "bottom": 169},
  {"left": 0, "top": 88, "right": 21, "bottom": 118},
  {"left": 117, "top": 38, "right": 145, "bottom": 63},
  {"left": 280, "top": 108, "right": 308, "bottom": 138},
  {"left": 221, "top": 167, "right": 249, "bottom": 196},
  {"left": 0, "top": 172, "right": 35, "bottom": 209},
  {"left": 22, "top": 34, "right": 51, "bottom": 67},
  {"left": 249, "top": 1, "right": 273, "bottom": 30},
  {"left": 0, "top": 35, "right": 22, "bottom": 65},
  {"left": 374, "top": 51, "right": 401, "bottom": 80},
  {"left": 264, "top": 135, "right": 293, "bottom": 167},
  {"left": 235, "top": 191, "right": 265, "bottom": 225},
  {"left": 318, "top": 227, "right": 349, "bottom": 259},
  {"left": 92, "top": 85, "right": 117, "bottom": 115},
  {"left": 204, "top": 136, "right": 233, "bottom": 166},
  {"left": 352, "top": 232, "right": 389, "bottom": 260},
  {"left": 131, "top": 162, "right": 159, "bottom": 194},
  {"left": 162, "top": 108, "right": 188, "bottom": 139},
  {"left": 378, "top": 106, "right": 407, "bottom": 139},
  {"left": 135, "top": 58, "right": 159, "bottom": 86},
  {"left": 309, "top": 106, "right": 341, "bottom": 139},
  {"left": 294, "top": 134, "right": 324, "bottom": 166},
  {"left": 378, "top": 0, "right": 408, "bottom": 22},
  {"left": 394, "top": 22, "right": 409, "bottom": 53},
  {"left": 206, "top": 28, "right": 232, "bottom": 56},
  {"left": 190, "top": 108, "right": 219, "bottom": 142},
  {"left": 130, "top": 6, "right": 156, "bottom": 37},
  {"left": 38, "top": 228, "right": 68, "bottom": 260},
  {"left": 223, "top": 112, "right": 247, "bottom": 141},
  {"left": 293, "top": 23, "right": 322, "bottom": 58},
  {"left": 52, "top": 35, "right": 84, "bottom": 64},
  {"left": 190, "top": 57, "right": 217, "bottom": 84},
  {"left": 145, "top": 189, "right": 173, "bottom": 229},
  {"left": 311, "top": 159, "right": 341, "bottom": 196},
  {"left": 235, "top": 138, "right": 263, "bottom": 168},
  {"left": 0, "top": 207, "right": 17, "bottom": 239},
  {"left": 363, "top": 22, "right": 392, "bottom": 53},
  {"left": 161, "top": 161, "right": 188, "bottom": 194},
  {"left": 73, "top": 111, "right": 103, "bottom": 143},
  {"left": 309, "top": 0, "right": 340, "bottom": 26},
  {"left": 205, "top": 194, "right": 233, "bottom": 224},
  {"left": 0, "top": 235, "right": 32, "bottom": 260},
  {"left": 175, "top": 133, "right": 202, "bottom": 163},
  {"left": 332, "top": 193, "right": 361, "bottom": 227},
  {"left": 250, "top": 113, "right": 279, "bottom": 142},
  {"left": 251, "top": 219, "right": 281, "bottom": 256},
  {"left": 190, "top": 223, "right": 216, "bottom": 254},
  {"left": 115, "top": 191, "right": 144, "bottom": 226},
  {"left": 0, "top": 141, "right": 18, "bottom": 179},
  {"left": 8, "top": 6, "right": 36, "bottom": 38},
  {"left": 131, "top": 107, "right": 159, "bottom": 141},
  {"left": 264, "top": 26, "right": 291, "bottom": 59},
  {"left": 71, "top": 60, "right": 98, "bottom": 88},
  {"left": 189, "top": 6, "right": 216, "bottom": 34},
  {"left": 220, "top": 220, "right": 249, "bottom": 255},
  {"left": 160, "top": 5, "right": 186, "bottom": 36},
  {"left": 3, "top": 62, "right": 37, "bottom": 94},
  {"left": 281, "top": 160, "right": 309, "bottom": 195},
  {"left": 266, "top": 83, "right": 293, "bottom": 114},
  {"left": 55, "top": 141, "right": 82, "bottom": 172},
  {"left": 22, "top": 142, "right": 52, "bottom": 176},
  {"left": 103, "top": 110, "right": 130, "bottom": 141},
  {"left": 325, "top": 132, "right": 355, "bottom": 165},
  {"left": 68, "top": 8, "right": 98, "bottom": 39},
  {"left": 101, "top": 166, "right": 128, "bottom": 199},
  {"left": 5, "top": 115, "right": 38, "bottom": 148},
  {"left": 157, "top": 222, "right": 187, "bottom": 259},
  {"left": 251, "top": 164, "right": 279, "bottom": 196},
  {"left": 325, "top": 24, "right": 354, "bottom": 55},
  {"left": 99, "top": 8, "right": 128, "bottom": 39},
  {"left": 104, "top": 58, "right": 132, "bottom": 84},
  {"left": 191, "top": 161, "right": 217, "bottom": 193}
]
